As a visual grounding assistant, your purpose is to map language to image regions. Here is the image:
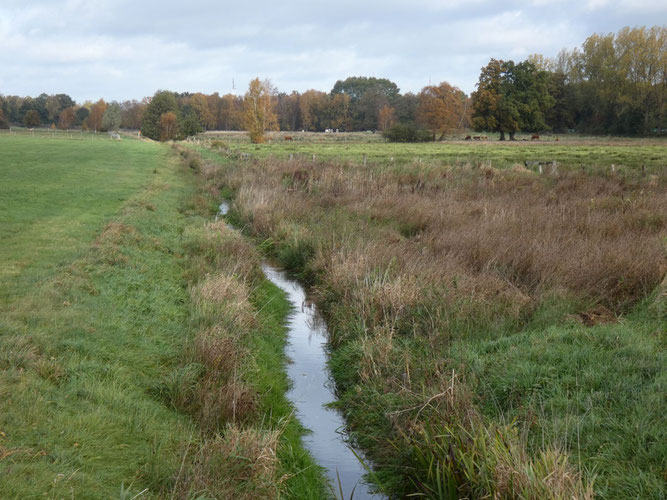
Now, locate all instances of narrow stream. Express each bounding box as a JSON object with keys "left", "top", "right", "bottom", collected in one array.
[{"left": 218, "top": 202, "right": 381, "bottom": 499}]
